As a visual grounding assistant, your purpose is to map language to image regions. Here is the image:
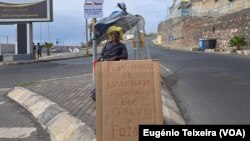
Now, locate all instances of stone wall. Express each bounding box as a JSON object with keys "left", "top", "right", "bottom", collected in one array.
[
  {"left": 203, "top": 8, "right": 250, "bottom": 49},
  {"left": 158, "top": 8, "right": 250, "bottom": 50},
  {"left": 192, "top": 0, "right": 230, "bottom": 10}
]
